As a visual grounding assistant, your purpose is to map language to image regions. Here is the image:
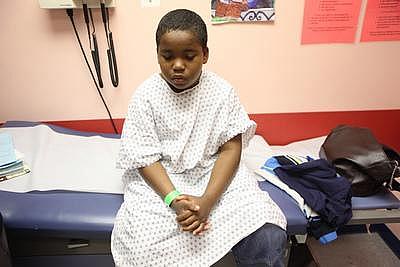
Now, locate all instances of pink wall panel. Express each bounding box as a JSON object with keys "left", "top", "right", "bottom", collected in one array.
[{"left": 0, "top": 0, "right": 399, "bottom": 123}]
